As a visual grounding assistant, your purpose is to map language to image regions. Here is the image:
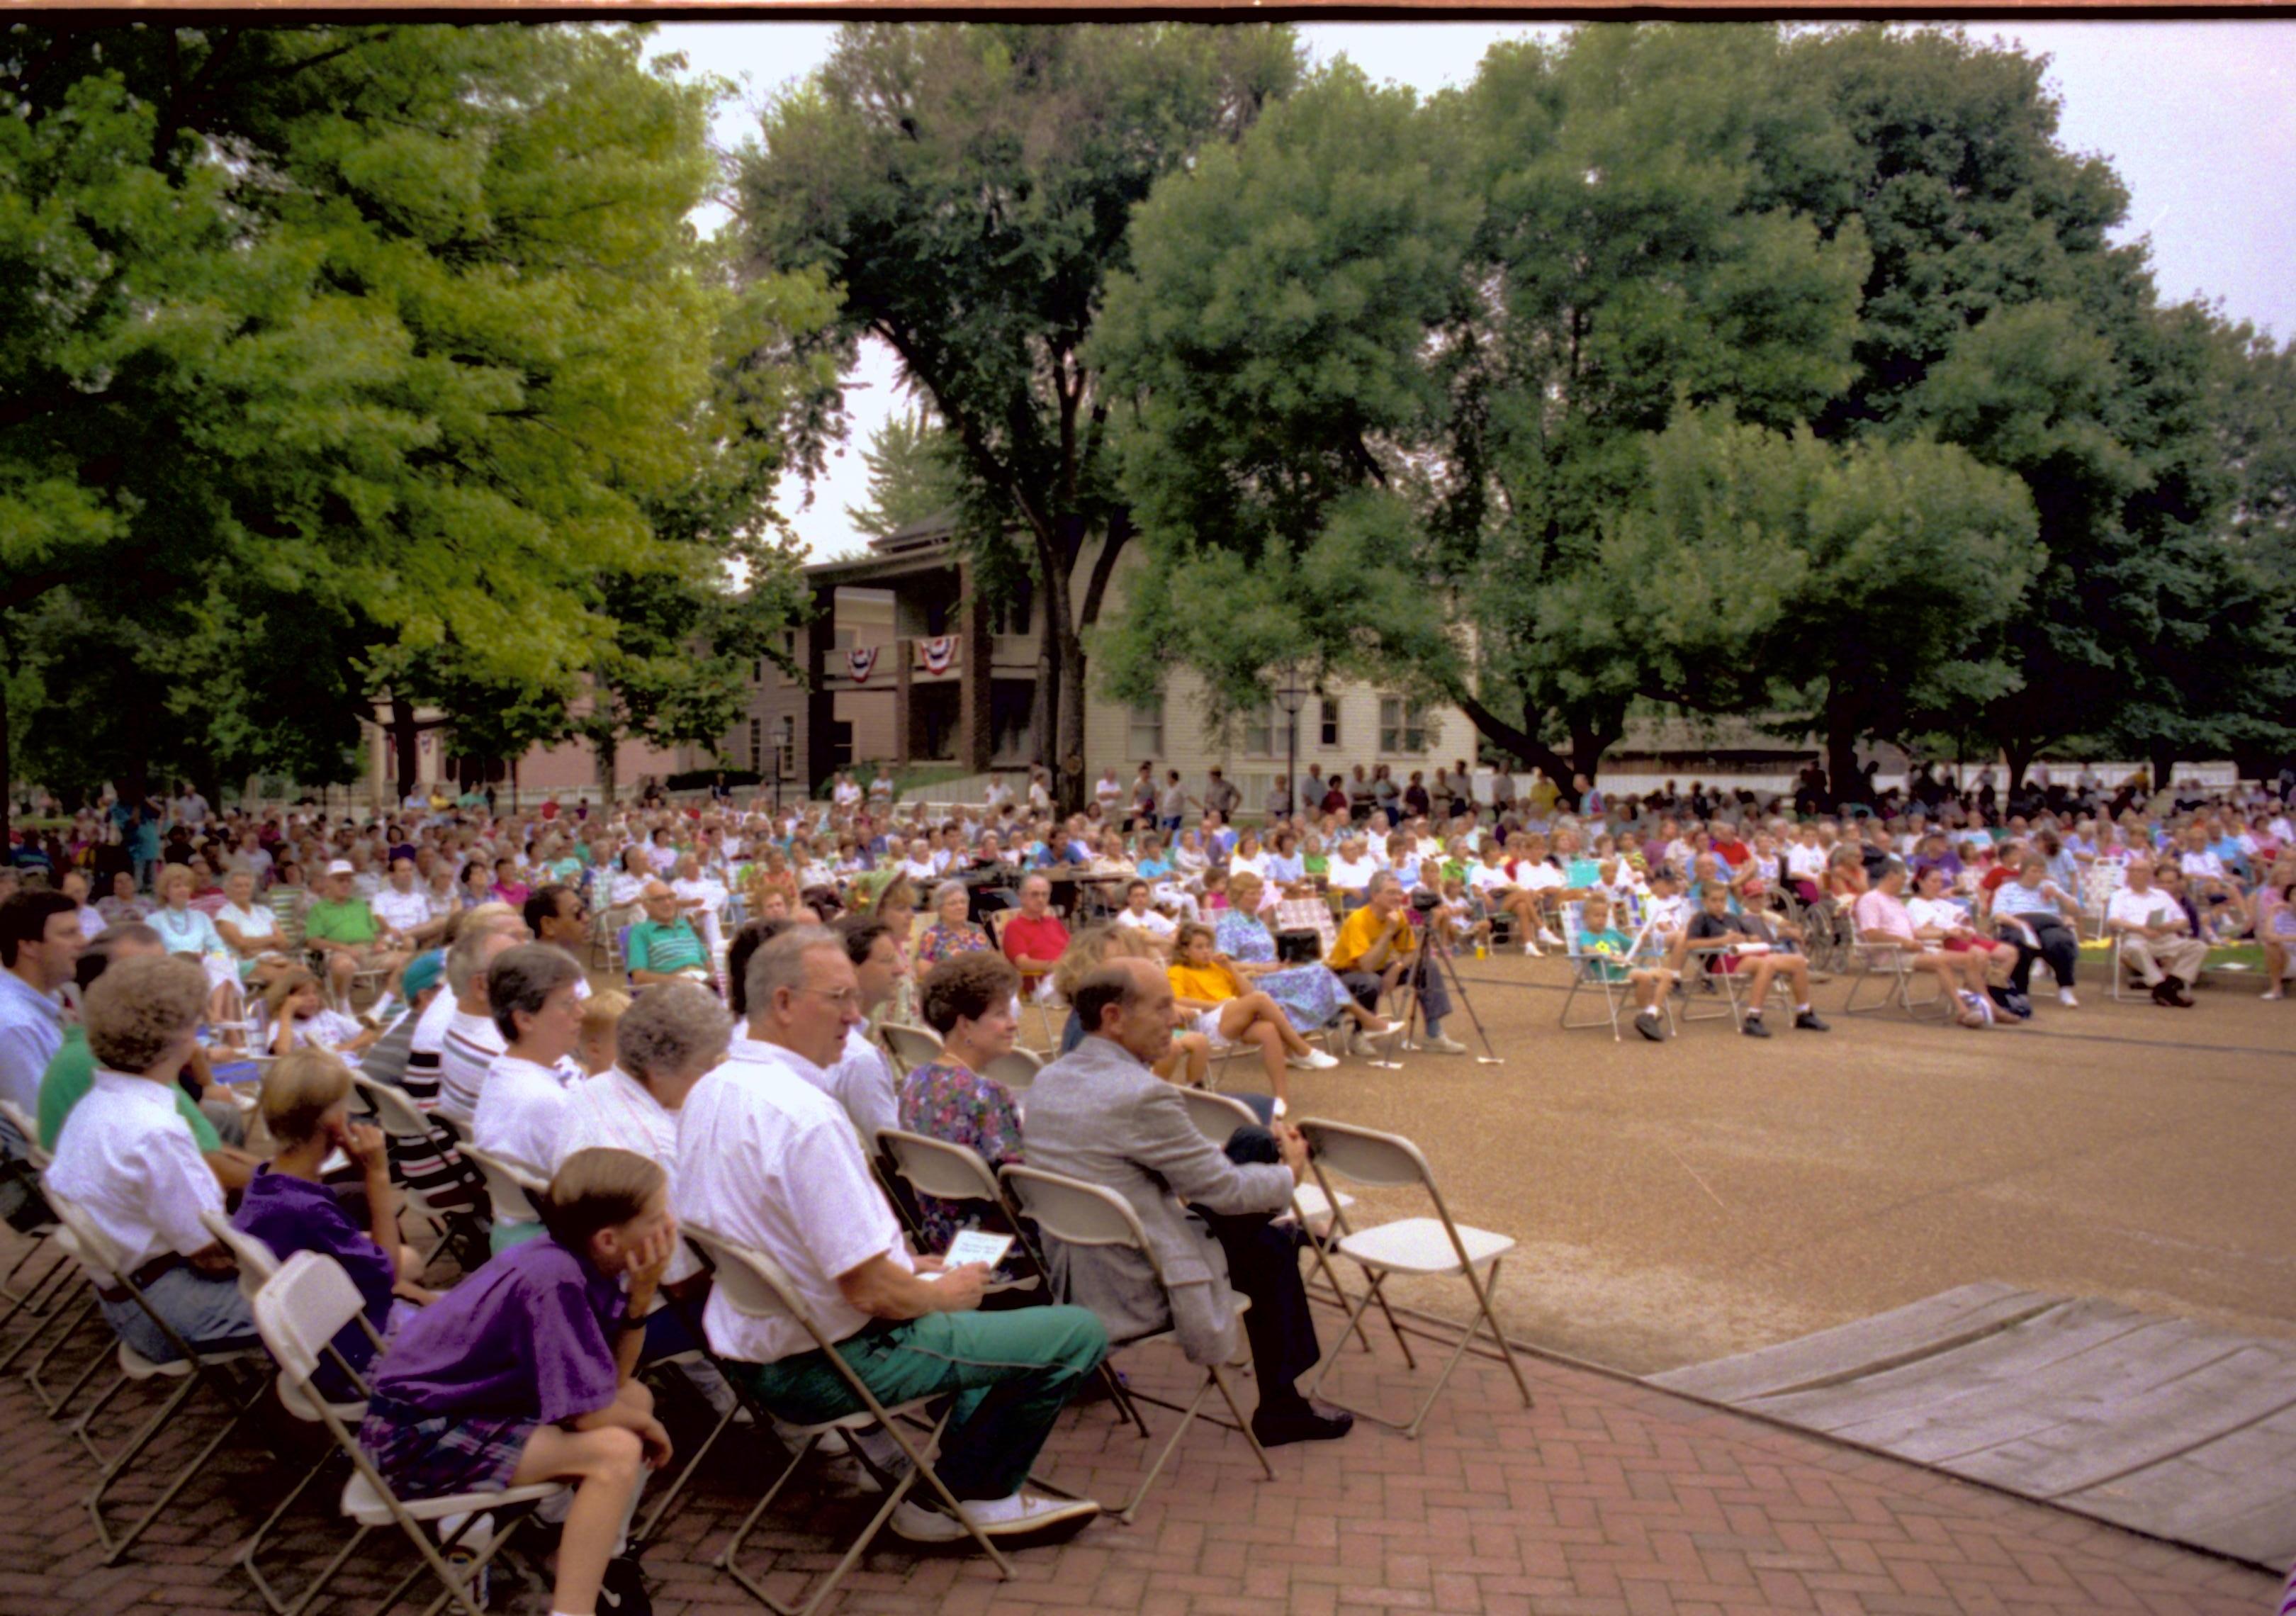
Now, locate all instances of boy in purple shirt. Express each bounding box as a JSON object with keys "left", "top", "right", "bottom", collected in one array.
[
  {"left": 235, "top": 1049, "right": 432, "bottom": 1398},
  {"left": 358, "top": 1148, "right": 676, "bottom": 1616}
]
